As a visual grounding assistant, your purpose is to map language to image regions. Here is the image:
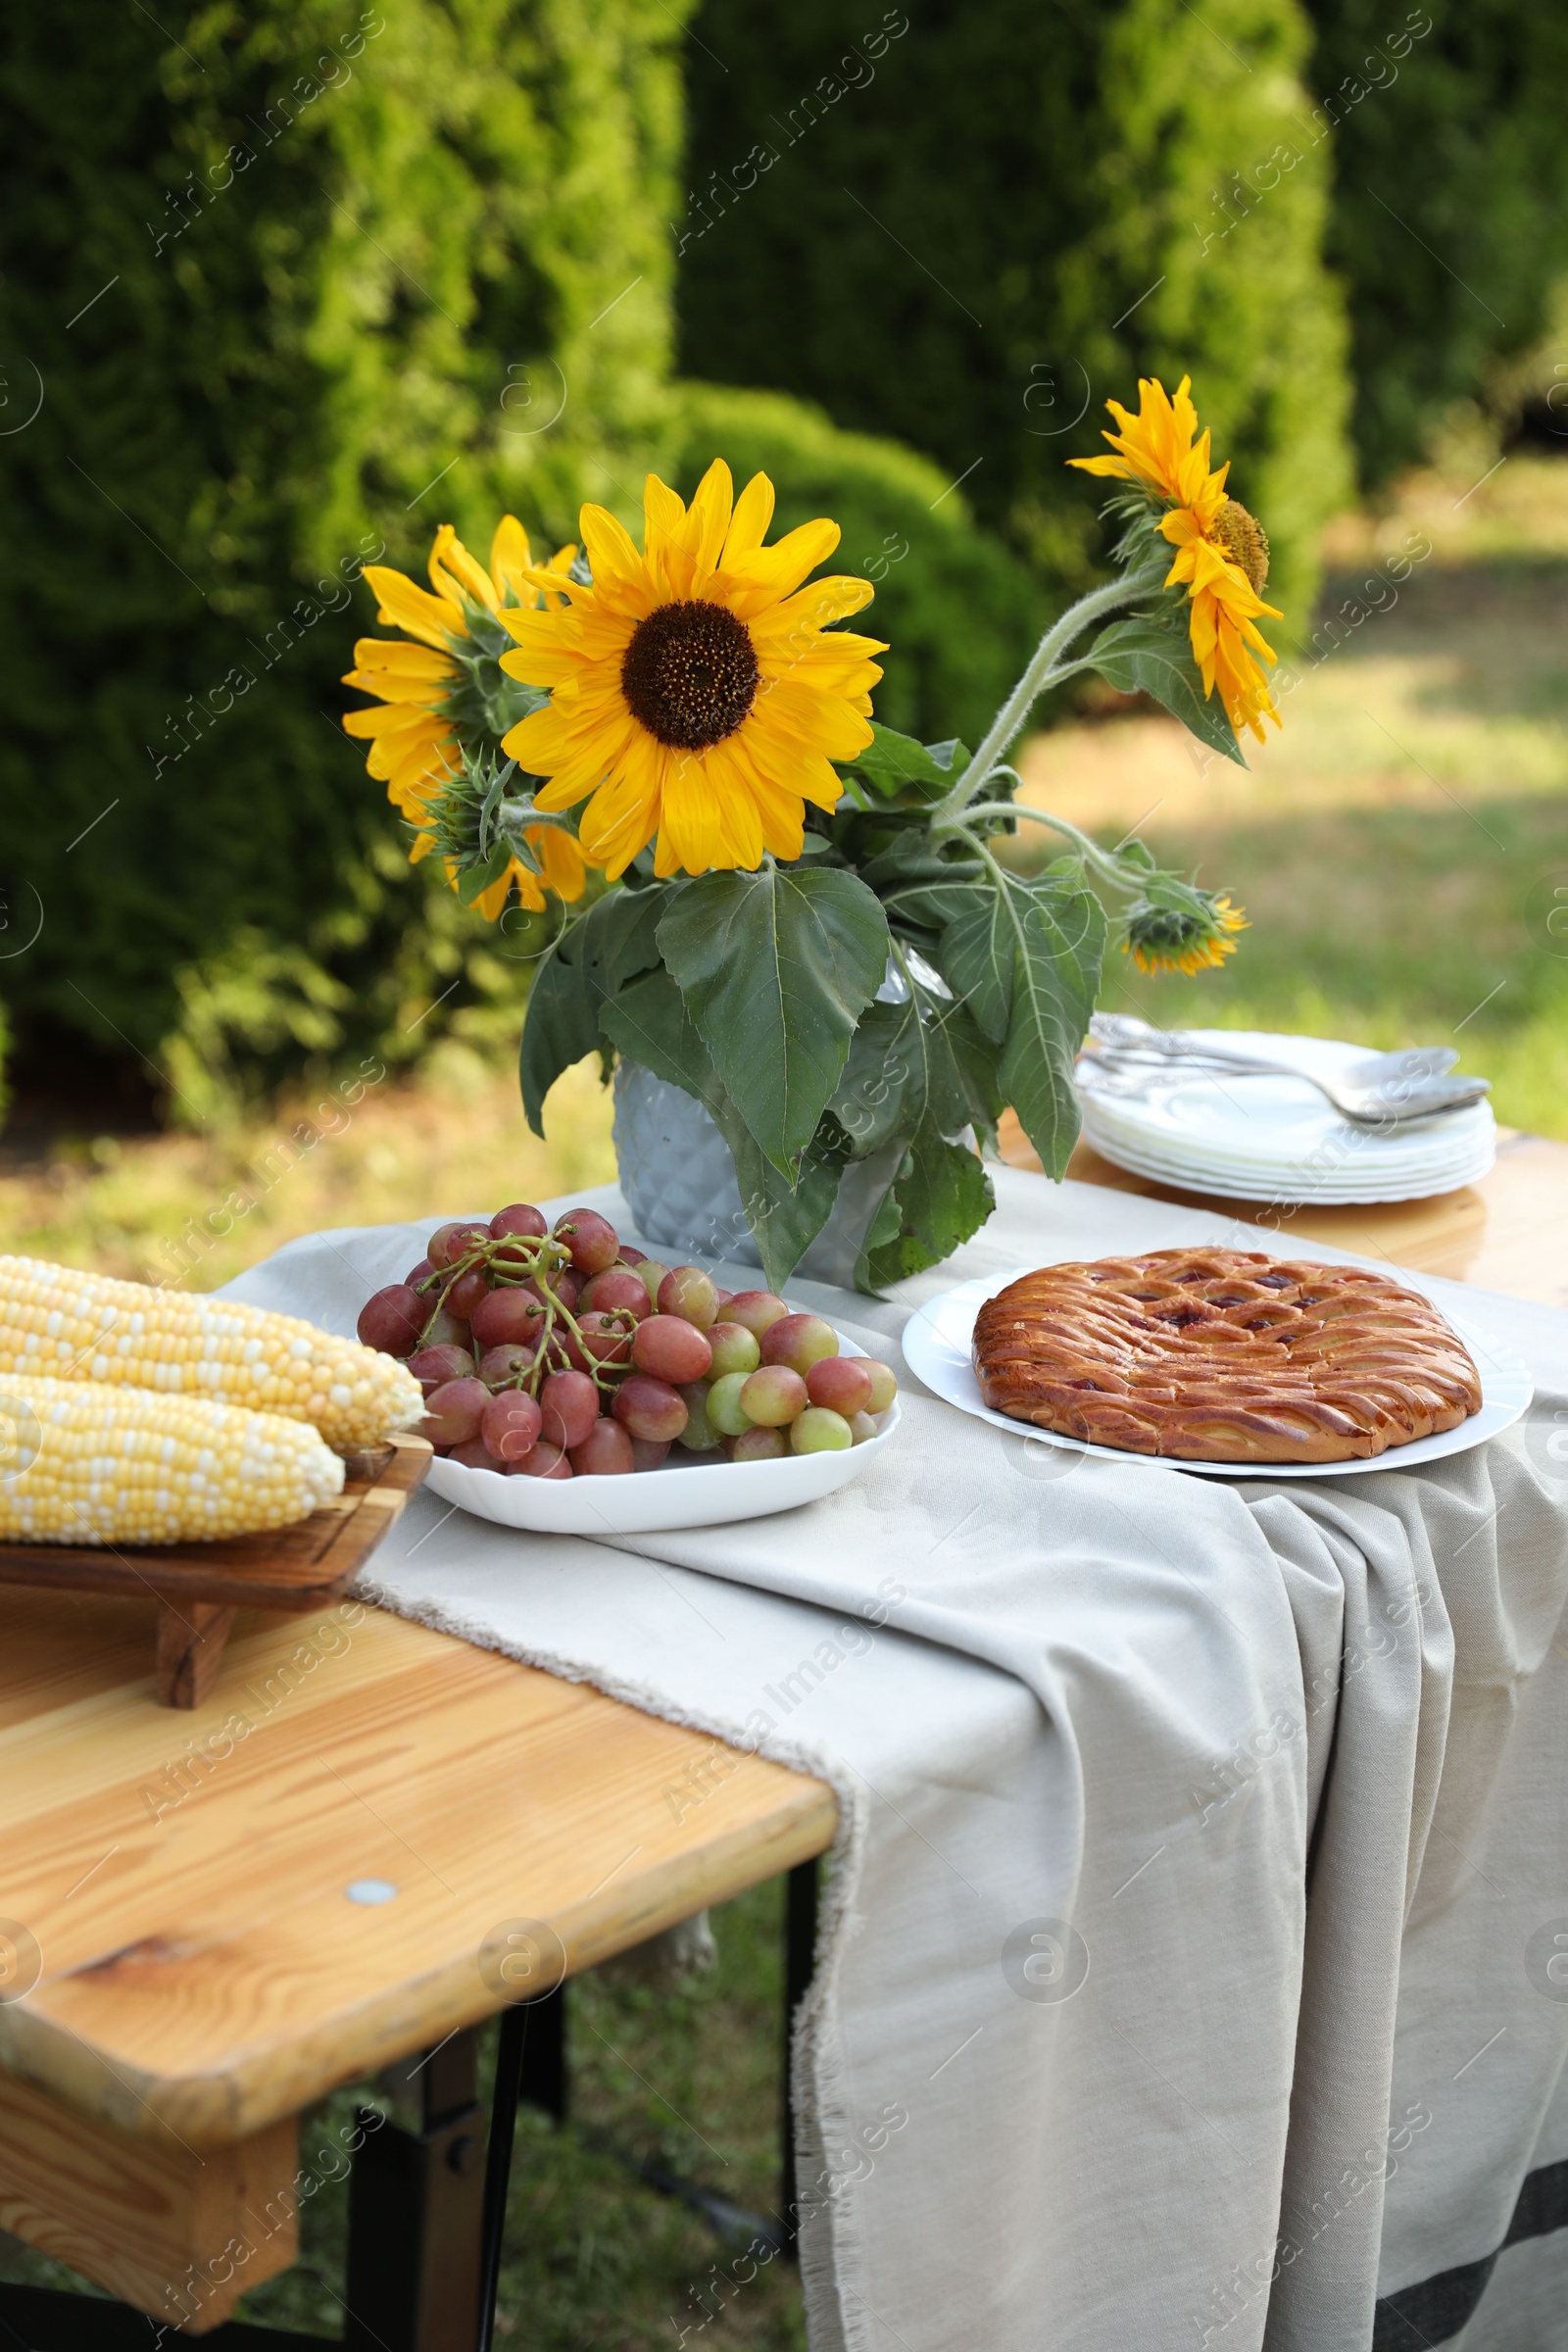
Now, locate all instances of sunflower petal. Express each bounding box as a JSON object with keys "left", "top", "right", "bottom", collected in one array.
[
  {"left": 430, "top": 524, "right": 501, "bottom": 614},
  {"left": 363, "top": 565, "right": 466, "bottom": 652},
  {"left": 348, "top": 638, "right": 458, "bottom": 681},
  {"left": 723, "top": 471, "right": 776, "bottom": 564},
  {"left": 489, "top": 514, "right": 534, "bottom": 605},
  {"left": 684, "top": 459, "right": 735, "bottom": 584},
  {"left": 641, "top": 473, "right": 691, "bottom": 599},
  {"left": 581, "top": 504, "right": 661, "bottom": 615},
  {"left": 343, "top": 702, "right": 446, "bottom": 742},
  {"left": 721, "top": 516, "right": 841, "bottom": 611},
  {"left": 528, "top": 824, "right": 590, "bottom": 901}
]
